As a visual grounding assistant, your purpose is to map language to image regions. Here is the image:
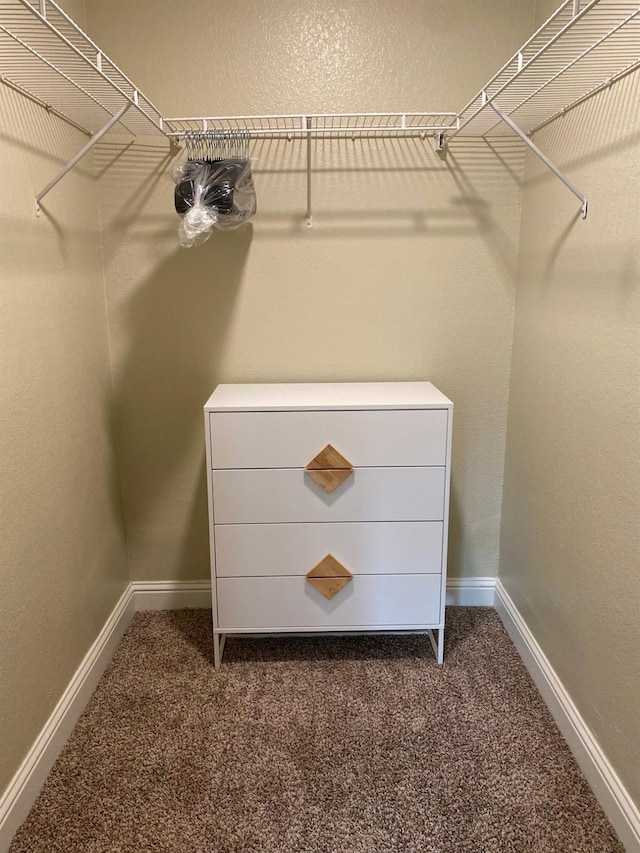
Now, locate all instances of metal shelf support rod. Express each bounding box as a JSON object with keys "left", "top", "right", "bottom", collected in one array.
[
  {"left": 36, "top": 101, "right": 132, "bottom": 214},
  {"left": 489, "top": 102, "right": 588, "bottom": 218},
  {"left": 305, "top": 116, "right": 313, "bottom": 228}
]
